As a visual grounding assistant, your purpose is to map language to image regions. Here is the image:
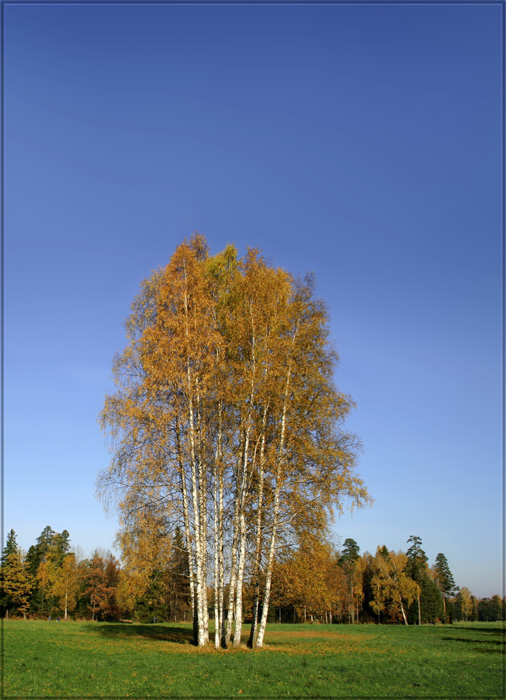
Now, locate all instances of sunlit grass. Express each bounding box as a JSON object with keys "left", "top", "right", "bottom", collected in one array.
[{"left": 4, "top": 620, "right": 504, "bottom": 697}]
